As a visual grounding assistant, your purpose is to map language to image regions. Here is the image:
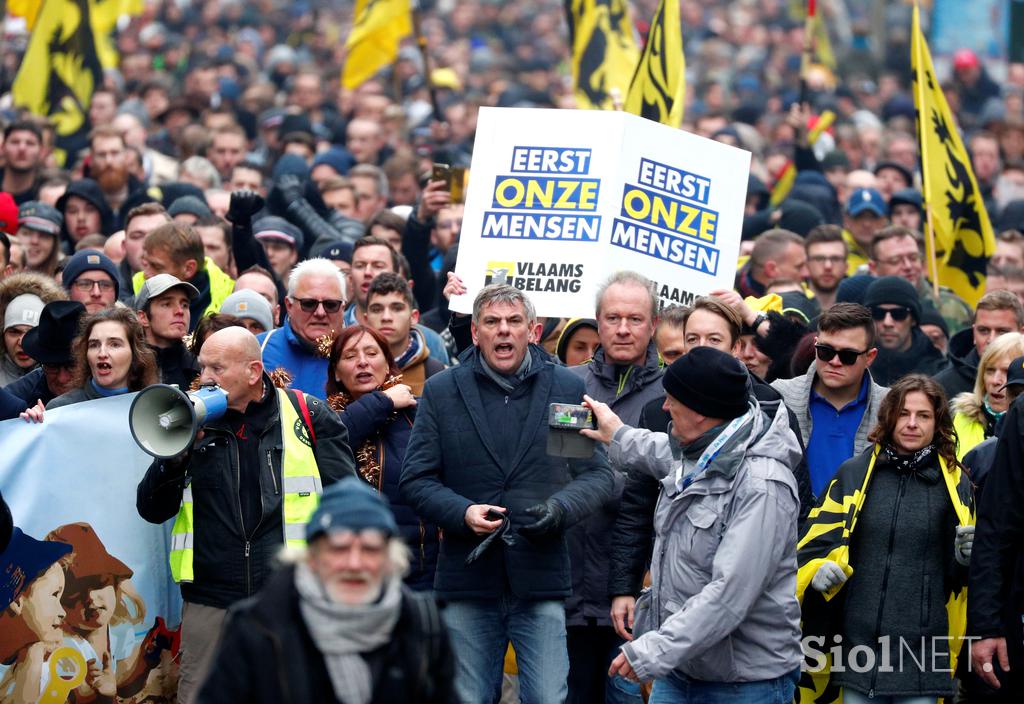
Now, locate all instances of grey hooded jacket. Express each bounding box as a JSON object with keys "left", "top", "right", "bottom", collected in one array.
[{"left": 610, "top": 399, "right": 803, "bottom": 683}]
